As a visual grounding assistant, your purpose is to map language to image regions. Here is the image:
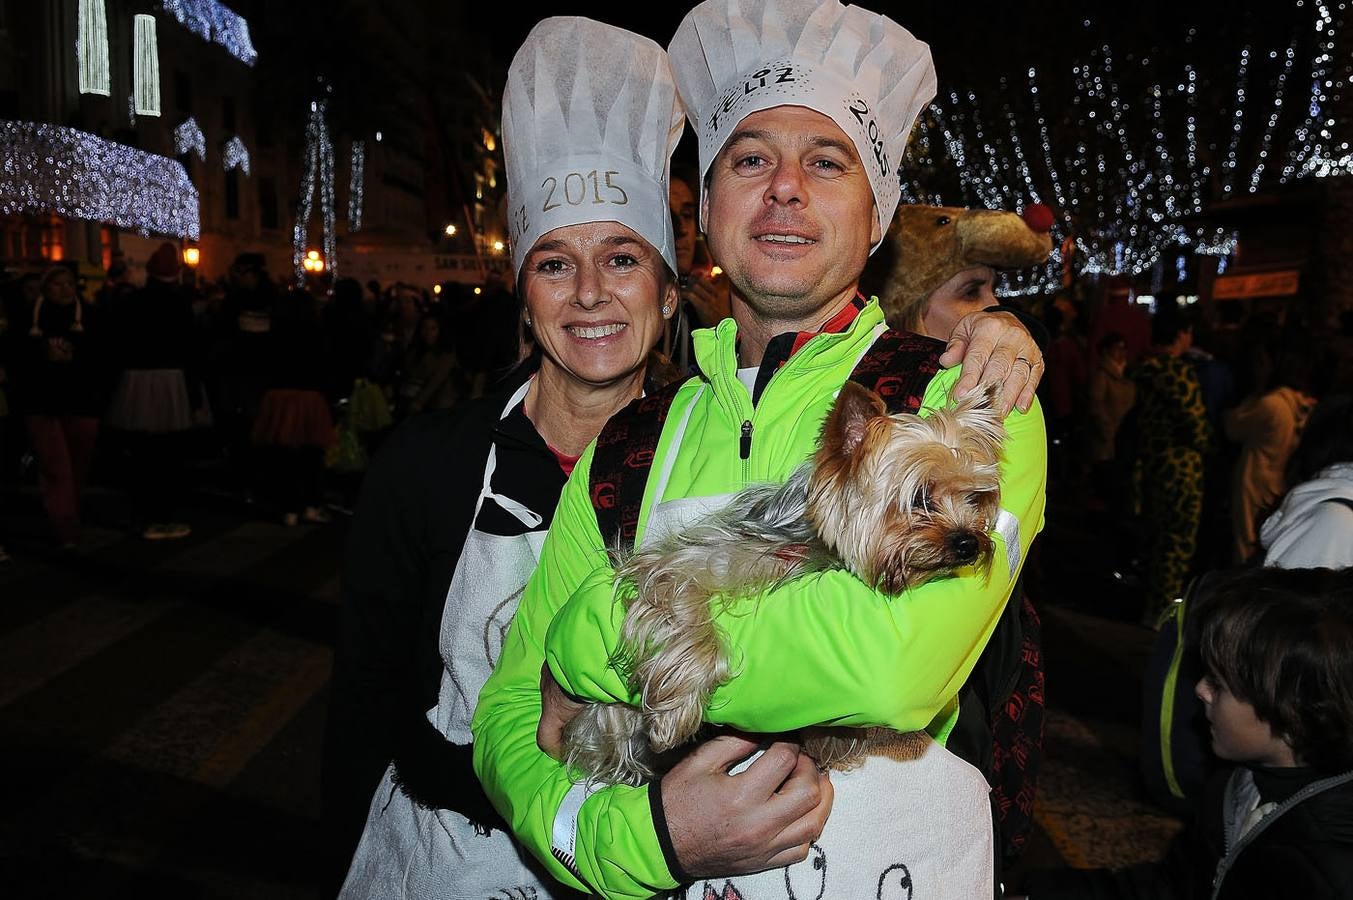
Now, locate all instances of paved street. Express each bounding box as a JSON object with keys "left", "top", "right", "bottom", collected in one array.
[{"left": 0, "top": 485, "right": 1181, "bottom": 897}]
